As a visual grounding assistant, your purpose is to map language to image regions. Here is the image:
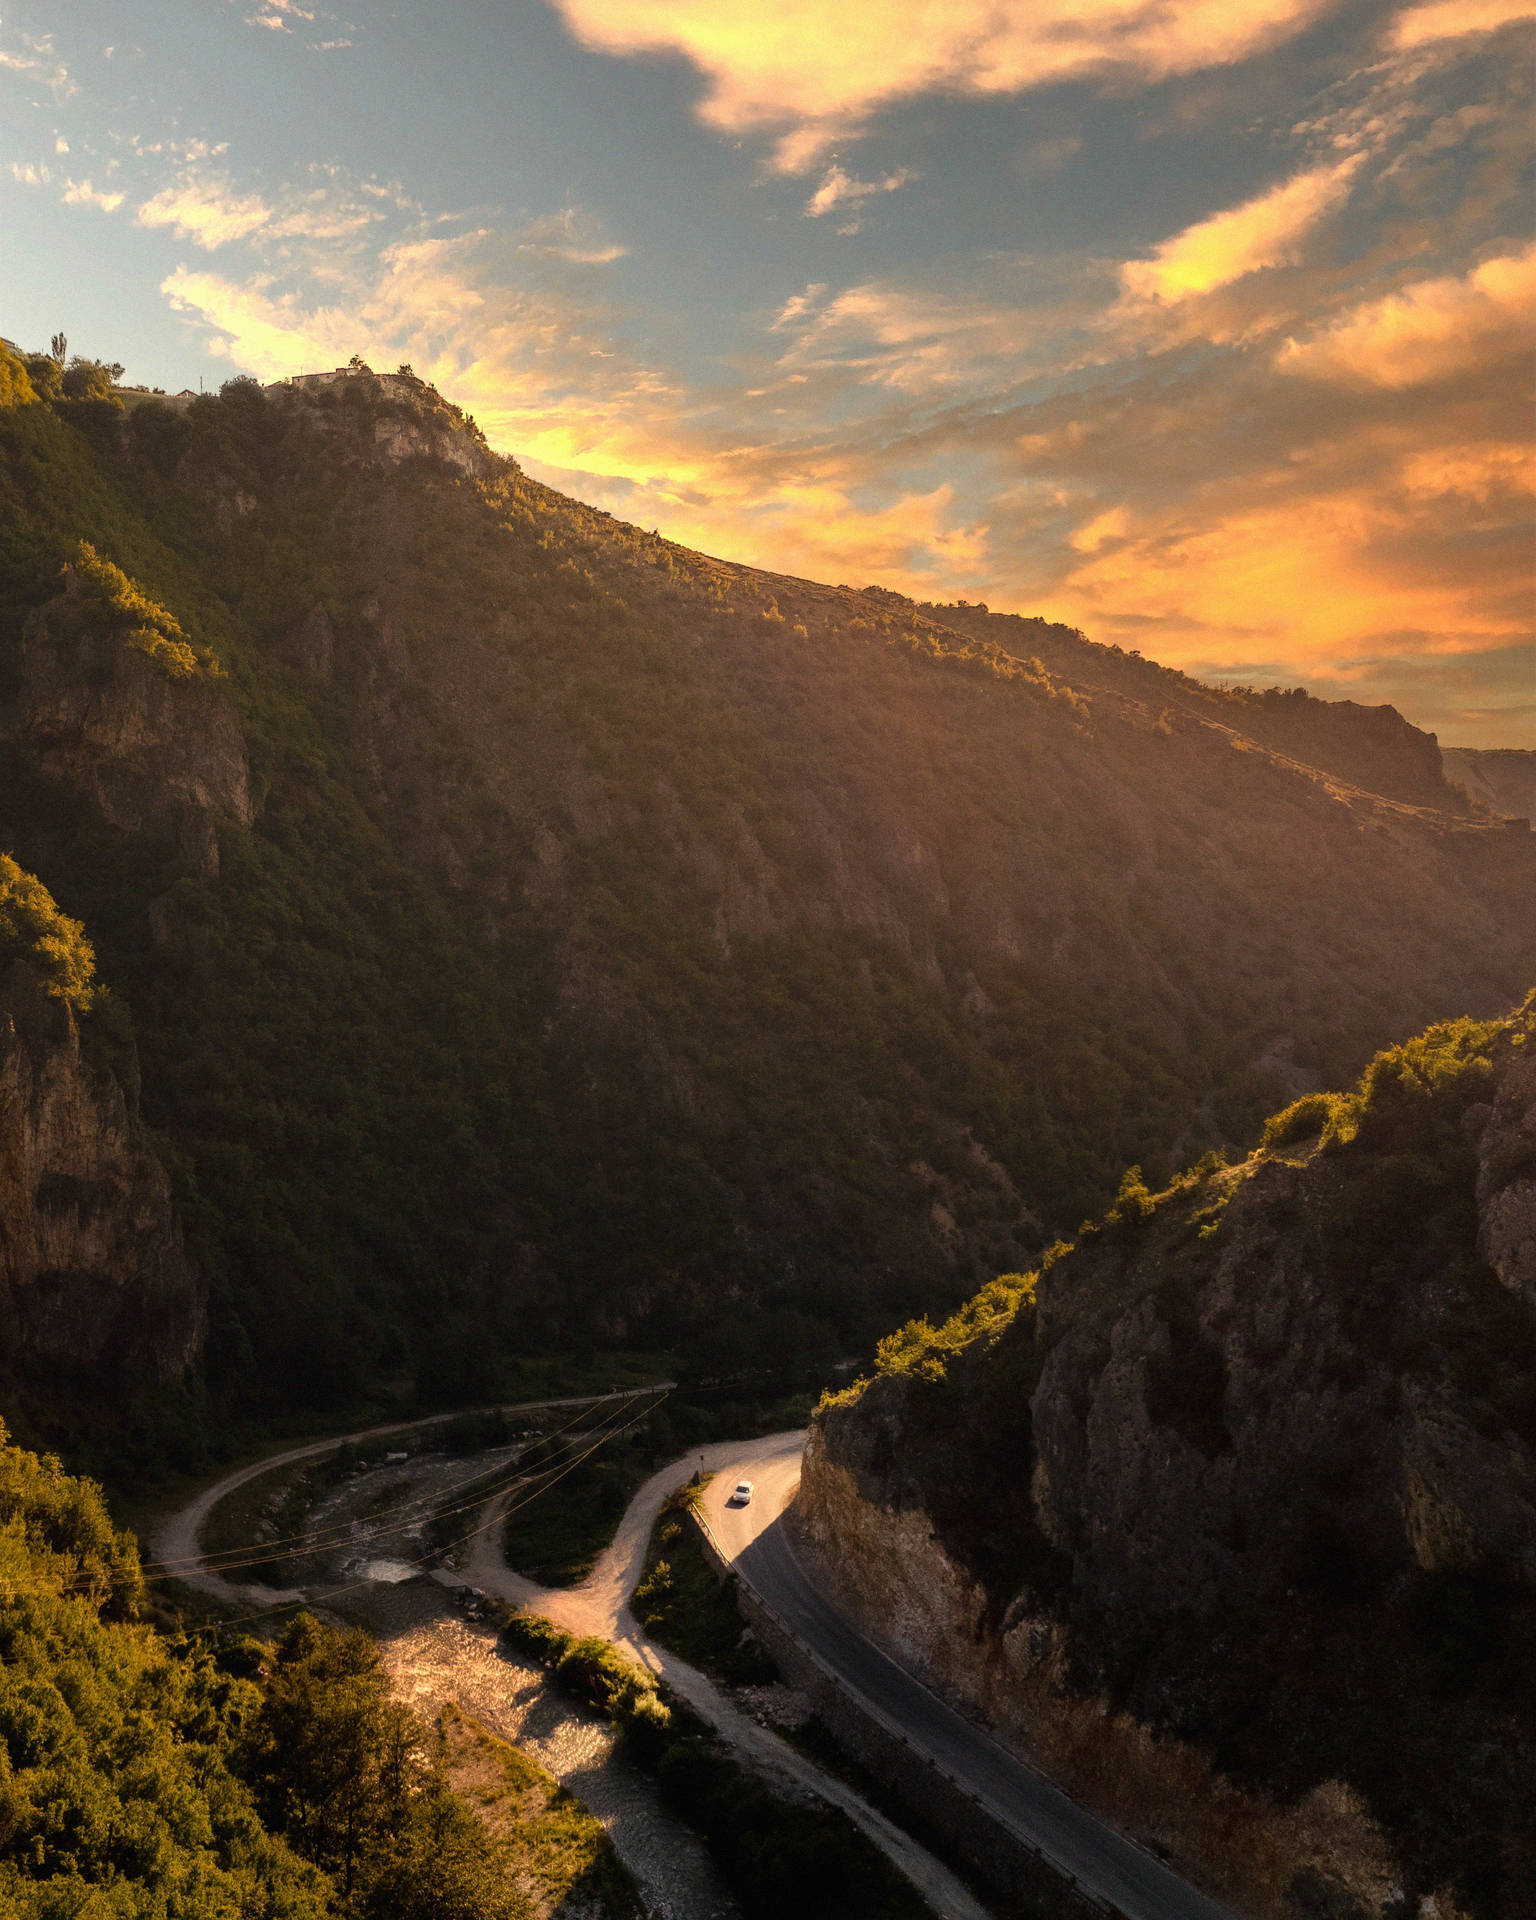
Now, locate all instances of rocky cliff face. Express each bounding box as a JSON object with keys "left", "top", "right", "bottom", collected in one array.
[
  {"left": 0, "top": 961, "right": 201, "bottom": 1424},
  {"left": 0, "top": 570, "right": 250, "bottom": 876},
  {"left": 799, "top": 1002, "right": 1536, "bottom": 1919}
]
